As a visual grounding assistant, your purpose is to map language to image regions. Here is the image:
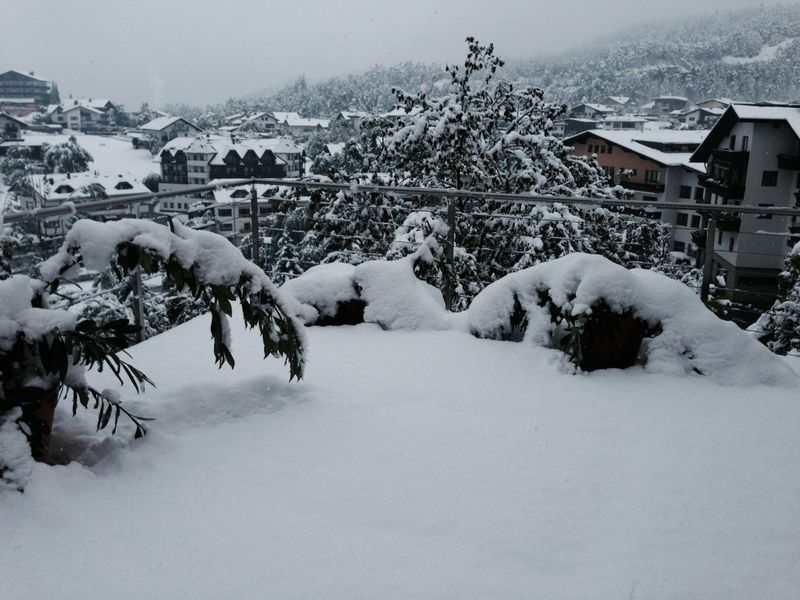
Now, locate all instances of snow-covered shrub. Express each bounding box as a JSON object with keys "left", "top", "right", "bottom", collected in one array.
[
  {"left": 467, "top": 253, "right": 796, "bottom": 385},
  {"left": 43, "top": 136, "right": 92, "bottom": 174},
  {"left": 0, "top": 218, "right": 306, "bottom": 474},
  {"left": 755, "top": 242, "right": 800, "bottom": 355},
  {"left": 281, "top": 237, "right": 455, "bottom": 330}
]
